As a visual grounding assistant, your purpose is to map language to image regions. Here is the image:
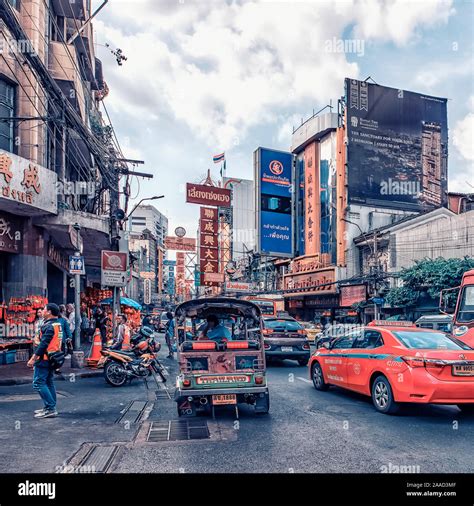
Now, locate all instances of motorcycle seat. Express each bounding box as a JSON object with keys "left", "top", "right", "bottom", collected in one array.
[{"left": 107, "top": 349, "right": 136, "bottom": 357}]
